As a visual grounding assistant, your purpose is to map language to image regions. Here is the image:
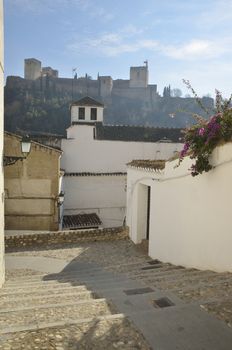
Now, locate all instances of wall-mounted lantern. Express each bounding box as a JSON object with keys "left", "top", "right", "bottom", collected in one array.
[
  {"left": 4, "top": 136, "right": 32, "bottom": 166},
  {"left": 21, "top": 136, "right": 31, "bottom": 155},
  {"left": 57, "top": 191, "right": 65, "bottom": 206}
]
